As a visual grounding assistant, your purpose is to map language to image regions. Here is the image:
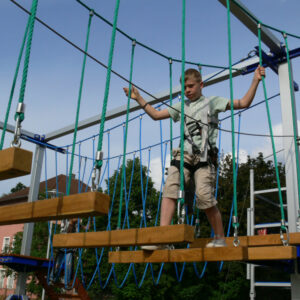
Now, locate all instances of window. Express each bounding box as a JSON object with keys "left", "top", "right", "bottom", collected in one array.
[
  {"left": 2, "top": 237, "right": 10, "bottom": 253},
  {"left": 7, "top": 273, "right": 14, "bottom": 289},
  {"left": 0, "top": 269, "right": 5, "bottom": 288}
]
